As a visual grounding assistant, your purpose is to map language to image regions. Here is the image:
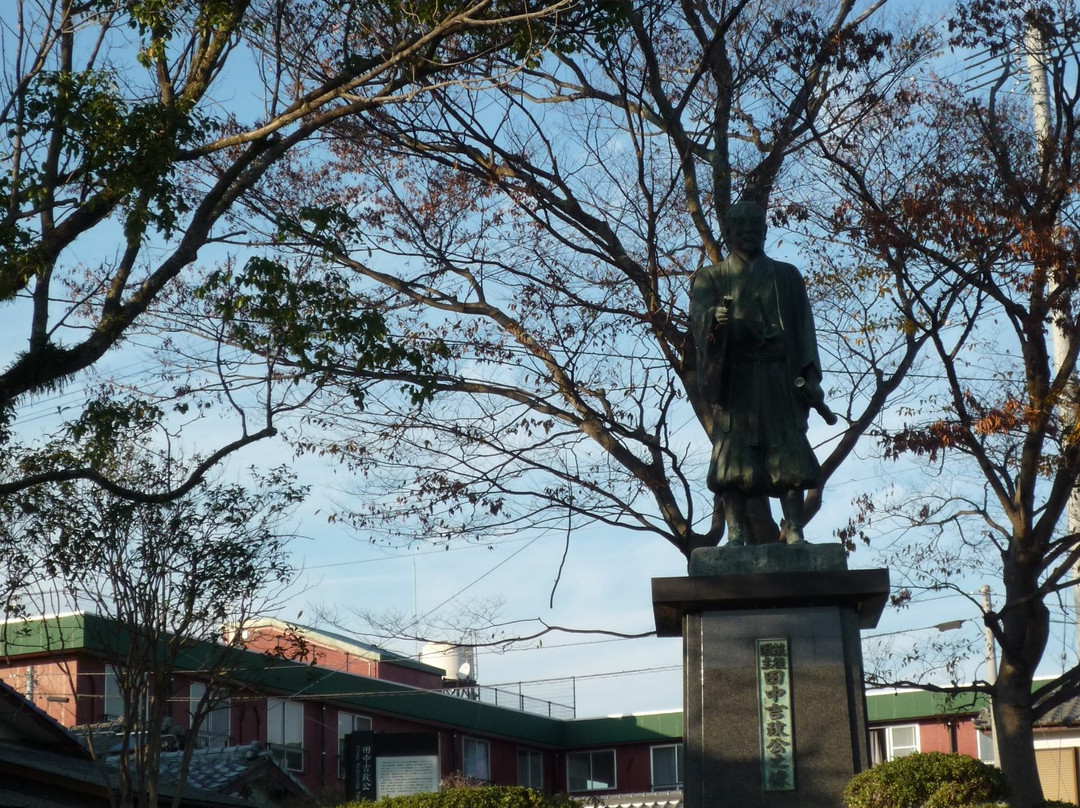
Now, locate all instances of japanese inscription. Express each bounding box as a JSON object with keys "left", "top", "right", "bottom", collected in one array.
[
  {"left": 757, "top": 638, "right": 794, "bottom": 791},
  {"left": 345, "top": 730, "right": 377, "bottom": 801},
  {"left": 360, "top": 742, "right": 375, "bottom": 797},
  {"left": 376, "top": 755, "right": 440, "bottom": 798}
]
